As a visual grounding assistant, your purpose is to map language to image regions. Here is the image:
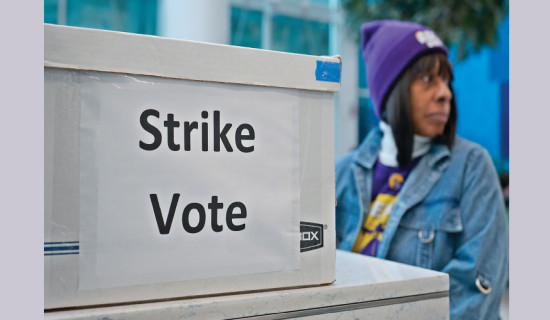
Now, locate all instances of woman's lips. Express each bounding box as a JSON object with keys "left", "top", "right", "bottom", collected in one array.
[{"left": 427, "top": 112, "right": 449, "bottom": 123}]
